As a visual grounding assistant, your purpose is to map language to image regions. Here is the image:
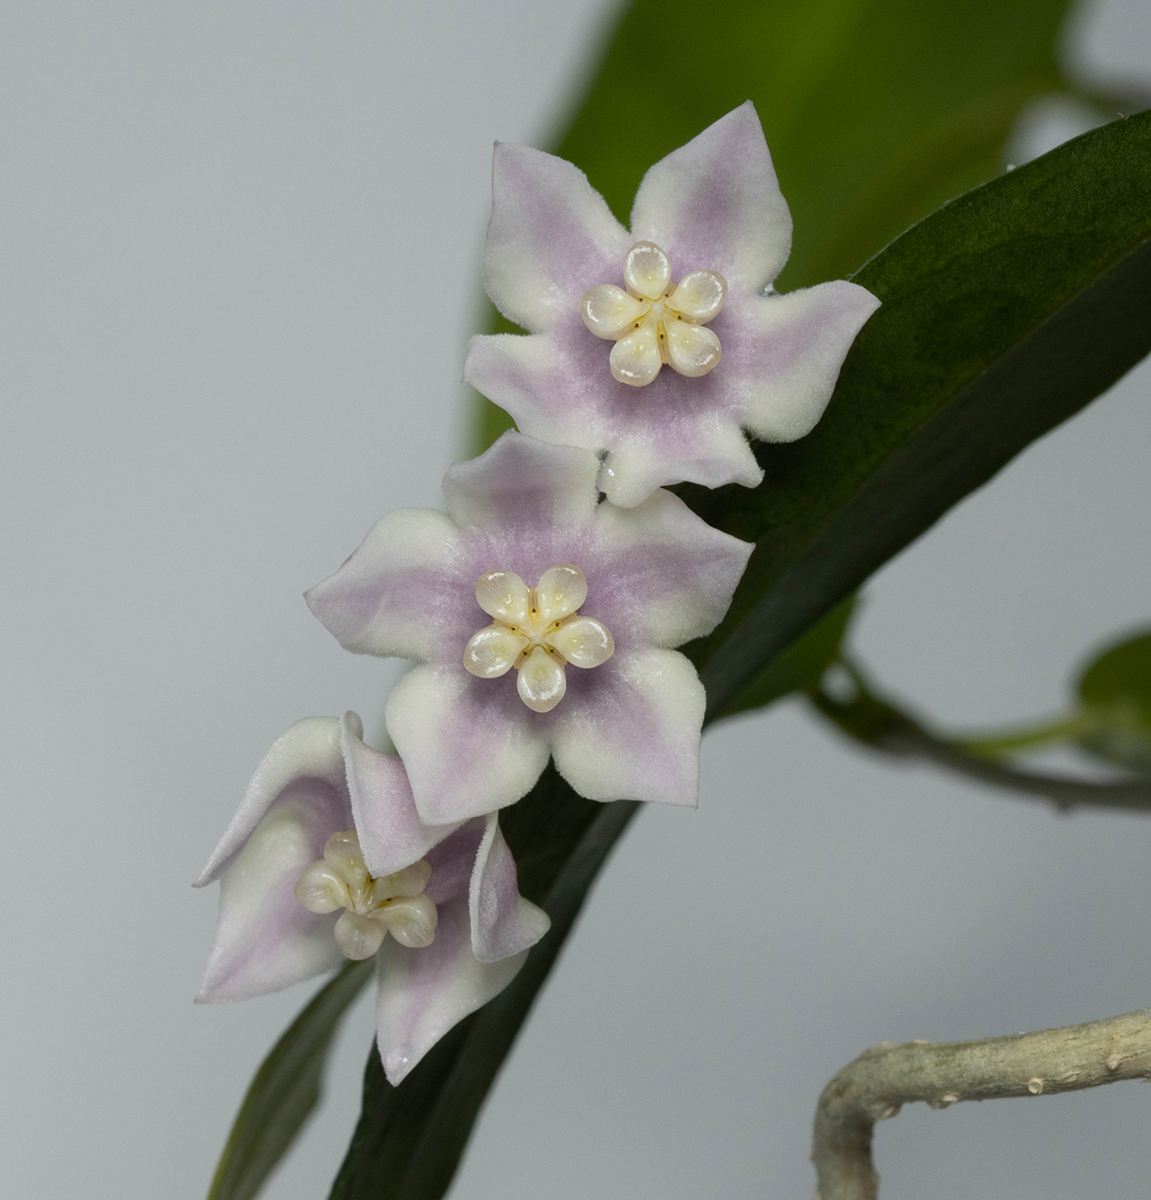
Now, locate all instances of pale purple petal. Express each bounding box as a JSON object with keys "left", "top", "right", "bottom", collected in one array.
[
  {"left": 470, "top": 814, "right": 550, "bottom": 962},
  {"left": 551, "top": 648, "right": 705, "bottom": 807},
  {"left": 586, "top": 488, "right": 754, "bottom": 647},
  {"left": 341, "top": 717, "right": 464, "bottom": 879},
  {"left": 384, "top": 664, "right": 551, "bottom": 824},
  {"left": 630, "top": 102, "right": 792, "bottom": 290},
  {"left": 738, "top": 280, "right": 882, "bottom": 442},
  {"left": 305, "top": 508, "right": 459, "bottom": 660},
  {"left": 441, "top": 431, "right": 599, "bottom": 534},
  {"left": 195, "top": 716, "right": 350, "bottom": 887},
  {"left": 196, "top": 793, "right": 347, "bottom": 1002},
  {"left": 375, "top": 897, "right": 529, "bottom": 1085},
  {"left": 483, "top": 142, "right": 628, "bottom": 332}
]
